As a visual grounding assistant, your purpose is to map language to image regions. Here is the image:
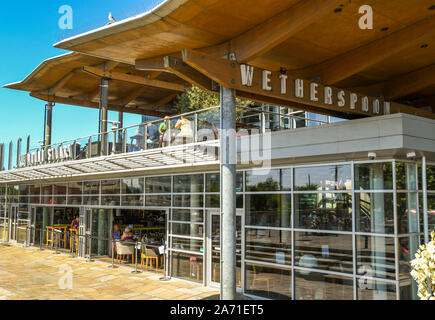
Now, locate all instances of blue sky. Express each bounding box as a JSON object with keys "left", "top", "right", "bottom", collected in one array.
[{"left": 0, "top": 0, "right": 163, "bottom": 163}]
